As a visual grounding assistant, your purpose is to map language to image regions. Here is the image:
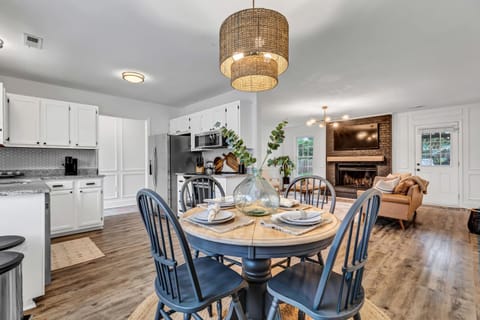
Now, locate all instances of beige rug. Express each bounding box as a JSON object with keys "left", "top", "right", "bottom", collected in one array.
[
  {"left": 51, "top": 237, "right": 105, "bottom": 271},
  {"left": 128, "top": 293, "right": 390, "bottom": 320}
]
